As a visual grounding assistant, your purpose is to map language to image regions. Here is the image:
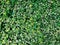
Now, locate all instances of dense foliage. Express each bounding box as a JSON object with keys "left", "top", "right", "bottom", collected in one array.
[{"left": 0, "top": 0, "right": 60, "bottom": 45}]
